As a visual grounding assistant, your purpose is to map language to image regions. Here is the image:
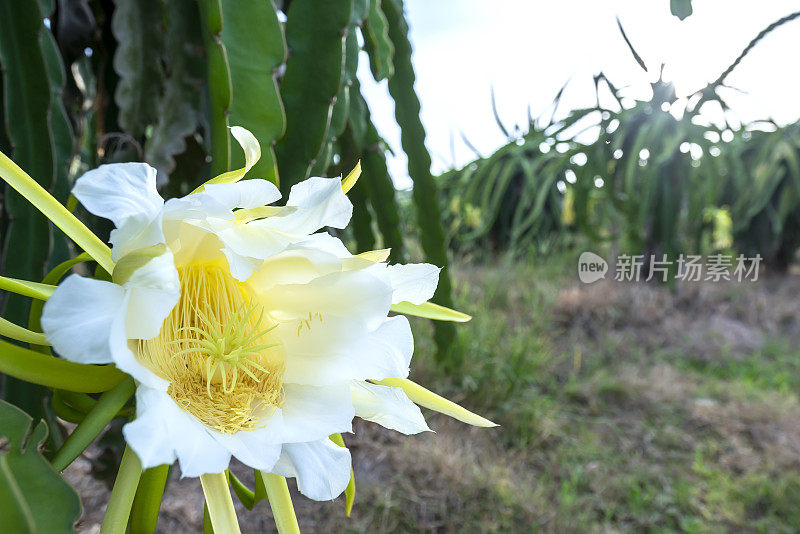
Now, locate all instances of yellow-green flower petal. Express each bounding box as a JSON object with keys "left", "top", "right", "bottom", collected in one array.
[
  {"left": 193, "top": 126, "right": 261, "bottom": 193},
  {"left": 0, "top": 276, "right": 55, "bottom": 300},
  {"left": 100, "top": 445, "right": 142, "bottom": 534},
  {"left": 330, "top": 433, "right": 356, "bottom": 516},
  {"left": 390, "top": 301, "right": 472, "bottom": 322},
  {"left": 375, "top": 377, "right": 497, "bottom": 427},
  {"left": 341, "top": 161, "right": 361, "bottom": 193},
  {"left": 356, "top": 248, "right": 391, "bottom": 262},
  {"left": 0, "top": 317, "right": 49, "bottom": 345},
  {"left": 0, "top": 151, "right": 114, "bottom": 274}
]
